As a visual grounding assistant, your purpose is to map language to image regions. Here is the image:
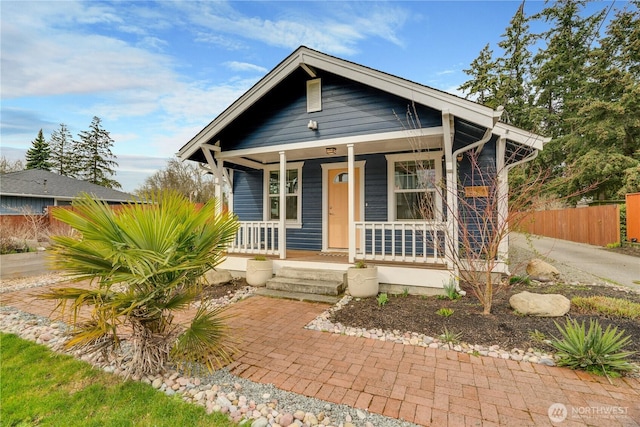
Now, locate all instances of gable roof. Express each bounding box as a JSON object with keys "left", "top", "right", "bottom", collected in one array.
[
  {"left": 178, "top": 46, "right": 548, "bottom": 161},
  {"left": 0, "top": 169, "right": 133, "bottom": 202}
]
